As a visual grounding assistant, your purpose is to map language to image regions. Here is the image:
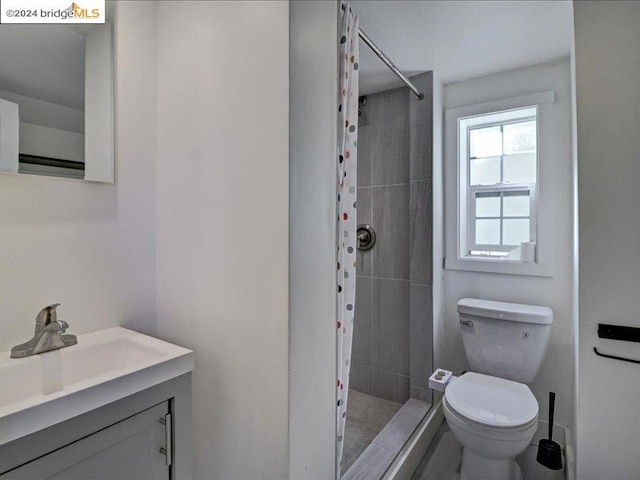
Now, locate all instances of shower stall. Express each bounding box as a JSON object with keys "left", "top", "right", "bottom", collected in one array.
[{"left": 340, "top": 73, "right": 435, "bottom": 477}]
